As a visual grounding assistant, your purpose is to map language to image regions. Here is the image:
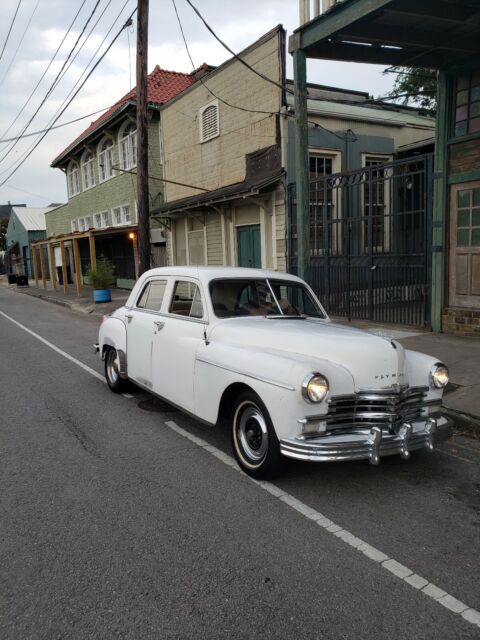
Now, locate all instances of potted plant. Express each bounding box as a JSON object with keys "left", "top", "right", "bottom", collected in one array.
[{"left": 86, "top": 256, "right": 115, "bottom": 303}]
